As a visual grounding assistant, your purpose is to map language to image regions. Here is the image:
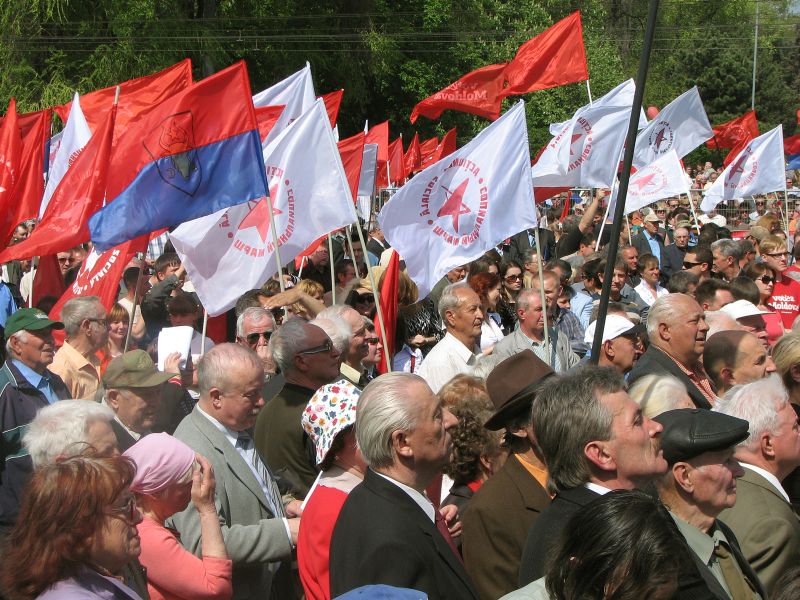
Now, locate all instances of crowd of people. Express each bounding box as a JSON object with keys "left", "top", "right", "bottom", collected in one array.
[{"left": 2, "top": 170, "right": 800, "bottom": 600}]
